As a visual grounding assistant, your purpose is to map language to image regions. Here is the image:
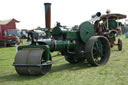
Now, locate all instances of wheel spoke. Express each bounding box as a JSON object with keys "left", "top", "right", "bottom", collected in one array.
[{"left": 93, "top": 39, "right": 104, "bottom": 63}]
